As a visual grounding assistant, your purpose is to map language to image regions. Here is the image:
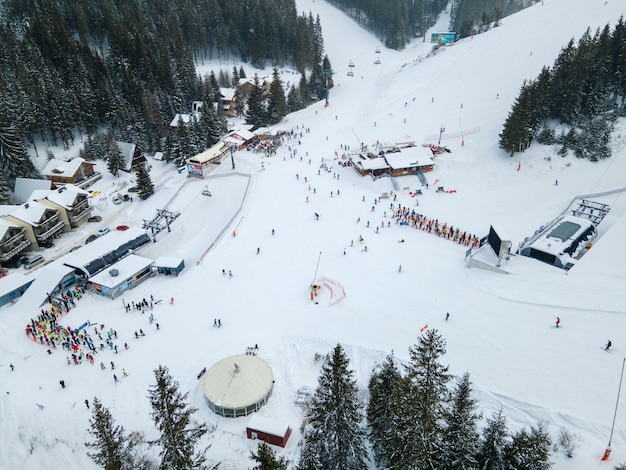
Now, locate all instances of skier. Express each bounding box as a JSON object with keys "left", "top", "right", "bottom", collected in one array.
[
  {"left": 113, "top": 374, "right": 119, "bottom": 383},
  {"left": 59, "top": 379, "right": 66, "bottom": 389},
  {"left": 398, "top": 265, "right": 402, "bottom": 273},
  {"left": 256, "top": 247, "right": 260, "bottom": 255},
  {"left": 9, "top": 363, "right": 14, "bottom": 371},
  {"left": 445, "top": 312, "right": 450, "bottom": 321},
  {"left": 218, "top": 319, "right": 222, "bottom": 328},
  {"left": 556, "top": 317, "right": 561, "bottom": 328},
  {"left": 272, "top": 229, "right": 275, "bottom": 236},
  {"left": 84, "top": 399, "right": 89, "bottom": 409},
  {"left": 122, "top": 369, "right": 128, "bottom": 377},
  {"left": 156, "top": 323, "right": 160, "bottom": 330},
  {"left": 100, "top": 362, "right": 105, "bottom": 370},
  {"left": 170, "top": 297, "right": 174, "bottom": 304},
  {"left": 228, "top": 270, "right": 233, "bottom": 278},
  {"left": 605, "top": 340, "right": 612, "bottom": 351},
  {"left": 111, "top": 361, "right": 115, "bottom": 370}
]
